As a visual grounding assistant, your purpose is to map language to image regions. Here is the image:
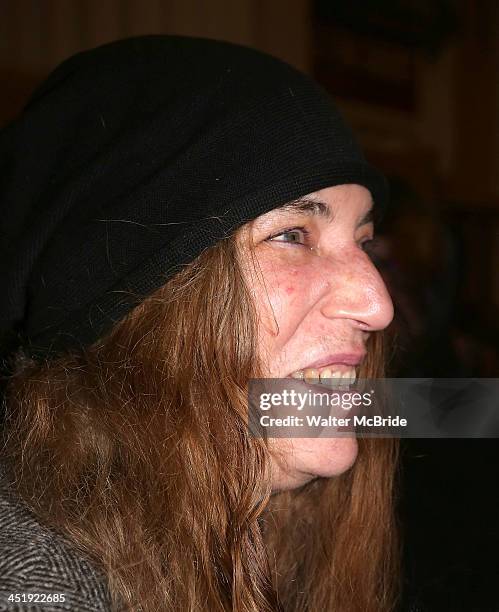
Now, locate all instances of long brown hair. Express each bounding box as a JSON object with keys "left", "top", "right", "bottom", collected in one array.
[{"left": 1, "top": 231, "right": 400, "bottom": 611}]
